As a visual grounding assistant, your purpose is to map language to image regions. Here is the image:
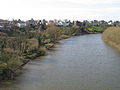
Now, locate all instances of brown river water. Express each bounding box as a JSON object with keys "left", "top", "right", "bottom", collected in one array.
[{"left": 0, "top": 34, "right": 120, "bottom": 90}]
